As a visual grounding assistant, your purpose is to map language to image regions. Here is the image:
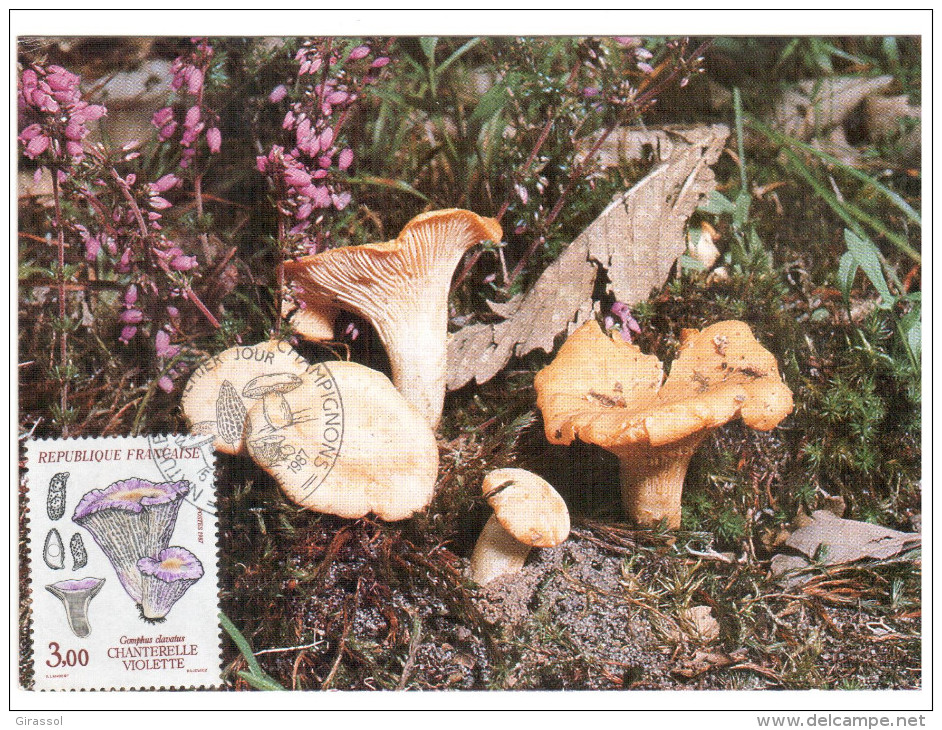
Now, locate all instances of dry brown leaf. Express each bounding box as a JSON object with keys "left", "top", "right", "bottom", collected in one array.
[
  {"left": 784, "top": 510, "right": 920, "bottom": 565},
  {"left": 767, "top": 75, "right": 894, "bottom": 140},
  {"left": 447, "top": 124, "right": 729, "bottom": 391}
]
